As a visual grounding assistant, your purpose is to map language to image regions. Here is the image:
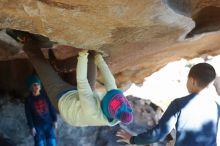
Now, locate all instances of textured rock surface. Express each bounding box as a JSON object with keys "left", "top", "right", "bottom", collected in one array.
[
  {"left": 0, "top": 0, "right": 220, "bottom": 93},
  {"left": 0, "top": 0, "right": 191, "bottom": 48}
]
